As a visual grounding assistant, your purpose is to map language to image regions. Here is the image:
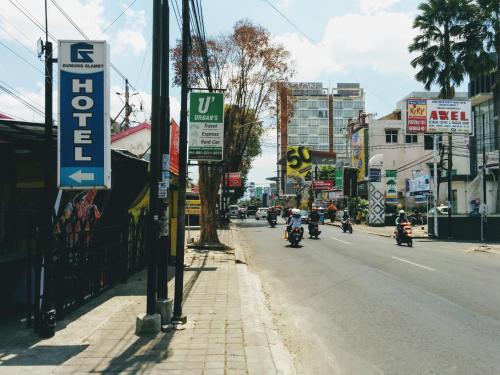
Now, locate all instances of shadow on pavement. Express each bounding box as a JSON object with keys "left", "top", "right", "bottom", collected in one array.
[{"left": 0, "top": 344, "right": 88, "bottom": 366}]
